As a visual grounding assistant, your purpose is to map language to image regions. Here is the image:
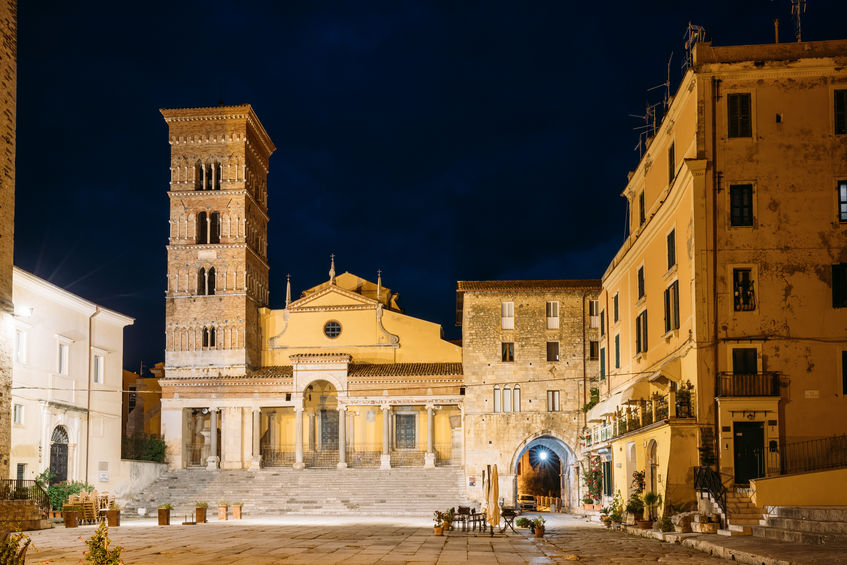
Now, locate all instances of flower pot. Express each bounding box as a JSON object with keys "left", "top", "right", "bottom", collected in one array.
[
  {"left": 196, "top": 507, "right": 207, "bottom": 523},
  {"left": 534, "top": 526, "right": 545, "bottom": 538},
  {"left": 218, "top": 505, "right": 228, "bottom": 521},
  {"left": 433, "top": 525, "right": 444, "bottom": 536},
  {"left": 583, "top": 504, "right": 593, "bottom": 510},
  {"left": 106, "top": 509, "right": 121, "bottom": 527},
  {"left": 602, "top": 518, "right": 612, "bottom": 528},
  {"left": 232, "top": 505, "right": 242, "bottom": 520},
  {"left": 636, "top": 520, "right": 653, "bottom": 529},
  {"left": 593, "top": 504, "right": 604, "bottom": 511},
  {"left": 63, "top": 510, "right": 78, "bottom": 528},
  {"left": 158, "top": 508, "right": 170, "bottom": 526}
]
